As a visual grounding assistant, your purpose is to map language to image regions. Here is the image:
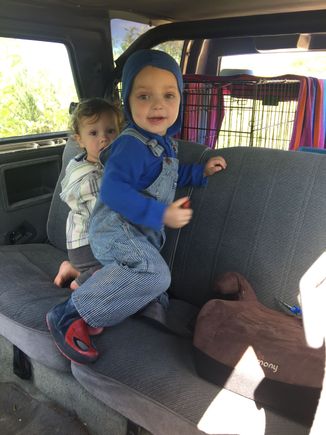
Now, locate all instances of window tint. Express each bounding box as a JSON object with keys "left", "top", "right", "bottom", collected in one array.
[
  {"left": 220, "top": 52, "right": 326, "bottom": 78},
  {"left": 0, "top": 37, "right": 78, "bottom": 140}
]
